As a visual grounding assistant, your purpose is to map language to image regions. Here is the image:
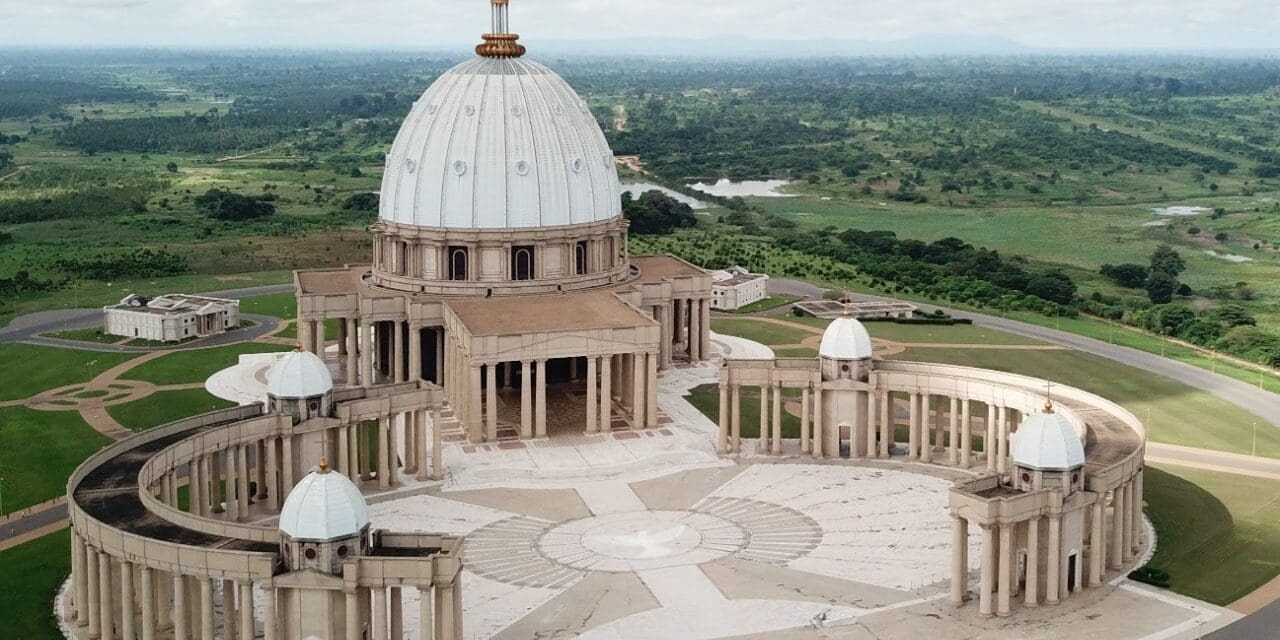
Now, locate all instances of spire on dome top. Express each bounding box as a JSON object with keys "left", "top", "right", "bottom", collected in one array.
[
  {"left": 1044, "top": 381, "right": 1055, "bottom": 414},
  {"left": 477, "top": 0, "right": 527, "bottom": 58}
]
